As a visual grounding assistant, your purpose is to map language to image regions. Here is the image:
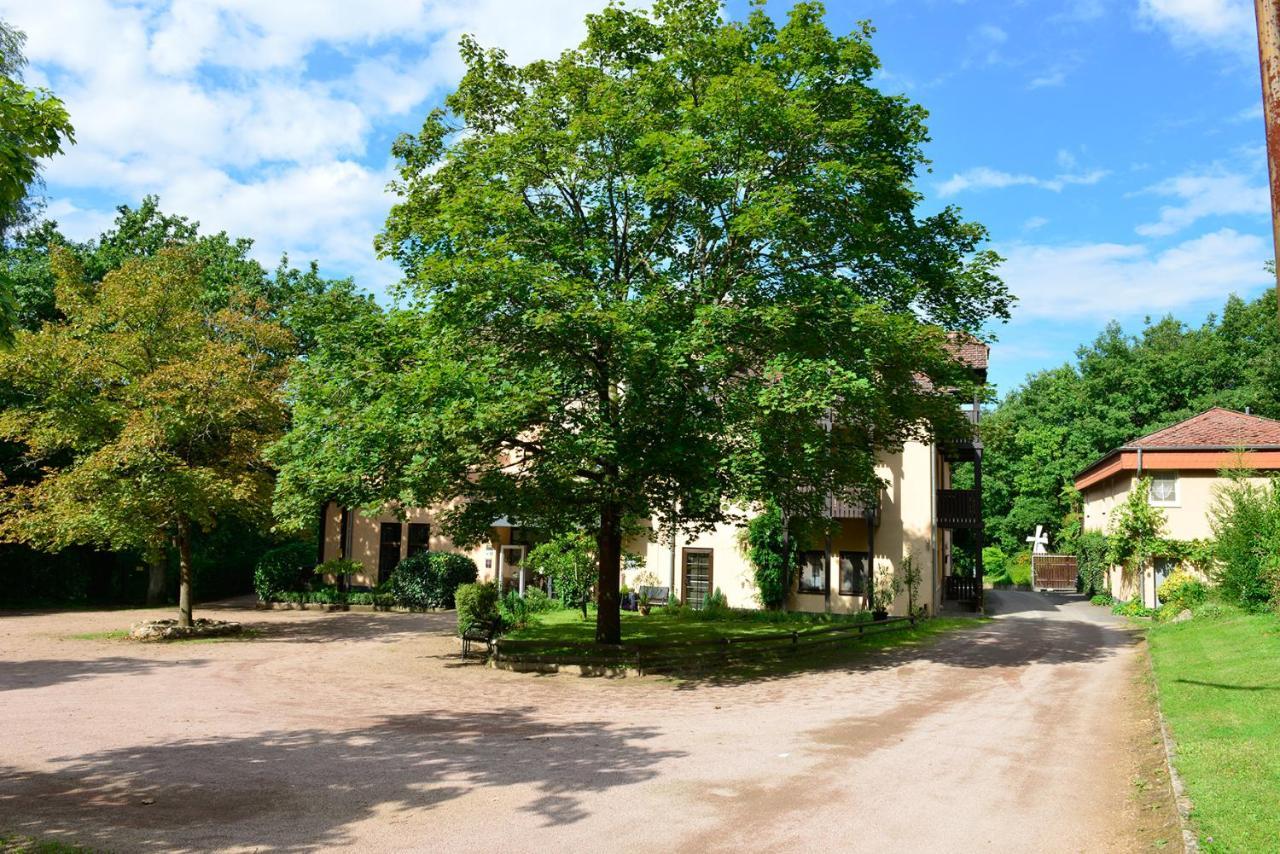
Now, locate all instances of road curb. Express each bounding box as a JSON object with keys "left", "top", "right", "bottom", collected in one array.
[{"left": 1146, "top": 644, "right": 1199, "bottom": 853}]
